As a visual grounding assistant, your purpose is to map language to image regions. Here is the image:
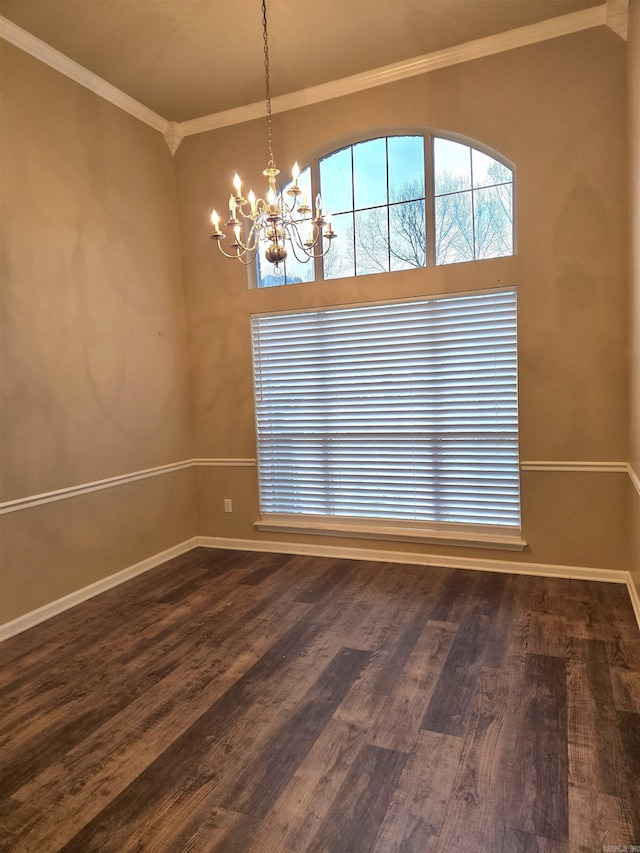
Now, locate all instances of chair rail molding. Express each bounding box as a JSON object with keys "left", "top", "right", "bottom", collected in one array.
[
  {"left": 0, "top": 458, "right": 257, "bottom": 515},
  {"left": 1, "top": 458, "right": 633, "bottom": 516}
]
